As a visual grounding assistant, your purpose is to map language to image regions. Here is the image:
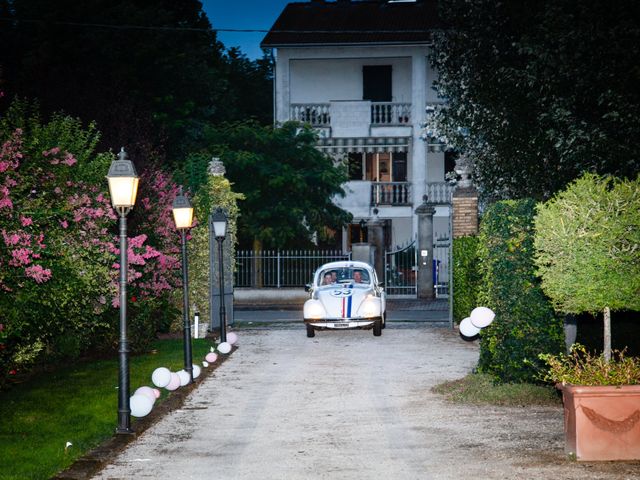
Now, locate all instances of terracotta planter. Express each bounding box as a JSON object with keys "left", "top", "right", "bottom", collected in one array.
[{"left": 561, "top": 384, "right": 640, "bottom": 461}]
